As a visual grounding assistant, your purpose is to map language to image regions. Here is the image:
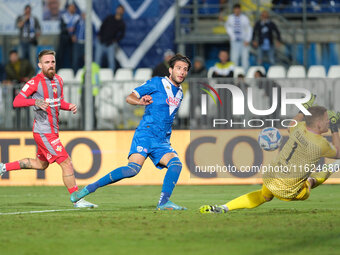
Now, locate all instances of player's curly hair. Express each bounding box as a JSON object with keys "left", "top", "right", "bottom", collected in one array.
[
  {"left": 168, "top": 54, "right": 191, "bottom": 71},
  {"left": 305, "top": 106, "right": 327, "bottom": 127}
]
